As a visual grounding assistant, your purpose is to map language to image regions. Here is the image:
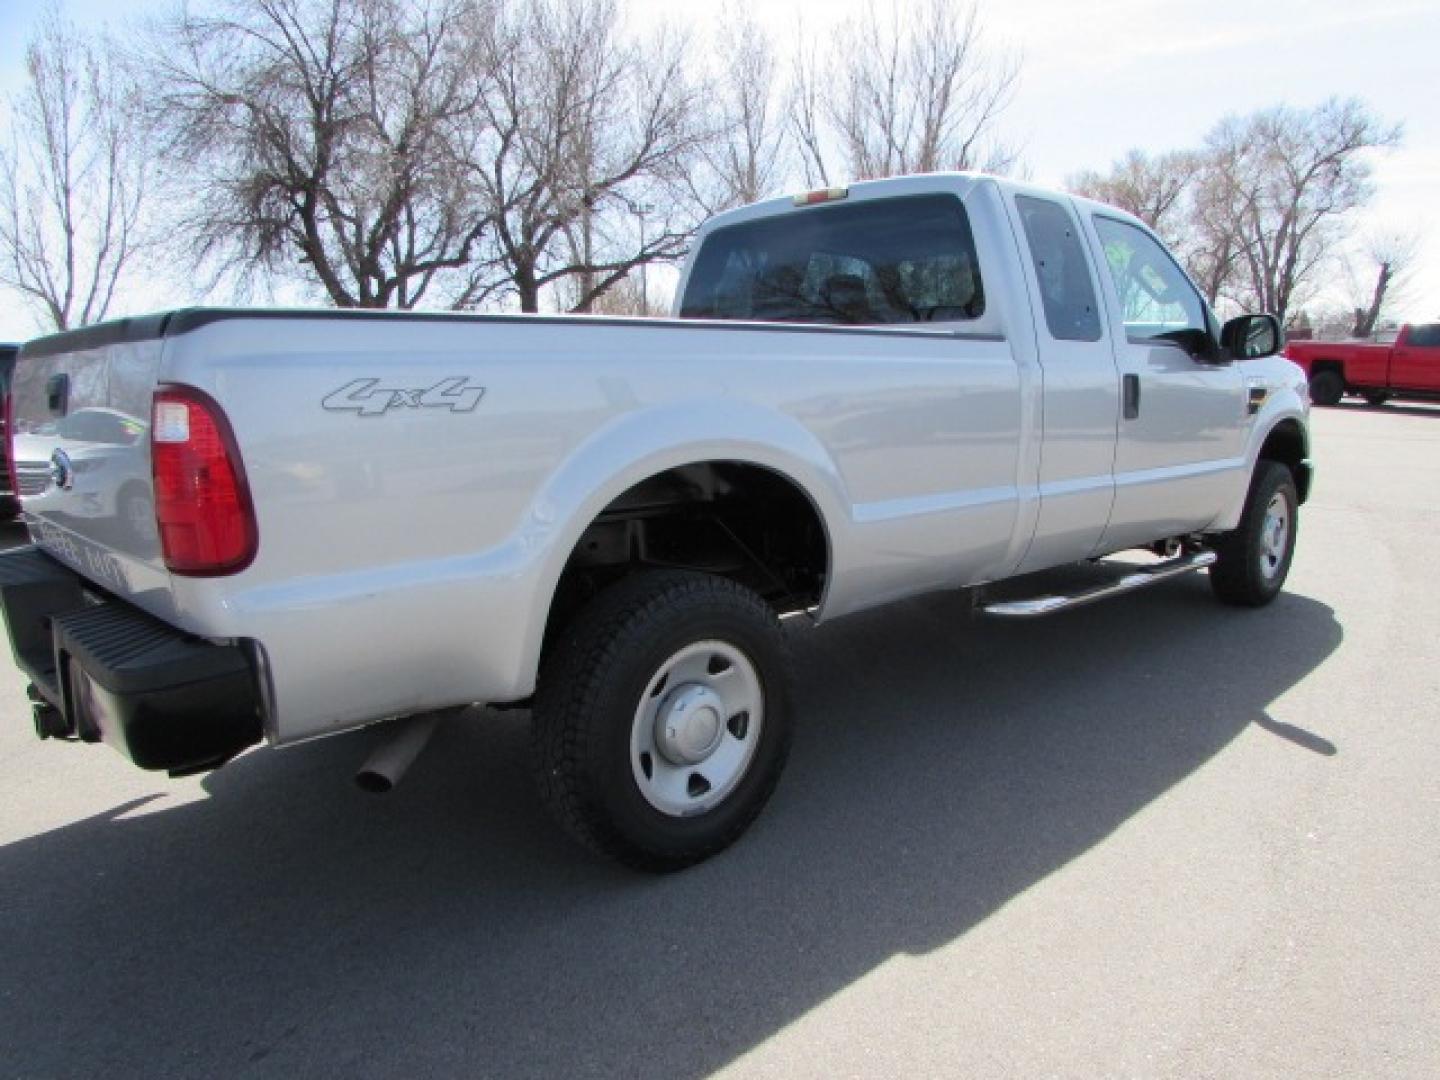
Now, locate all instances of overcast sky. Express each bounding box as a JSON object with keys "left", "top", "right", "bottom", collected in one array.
[{"left": 1, "top": 0, "right": 1436, "bottom": 339}]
